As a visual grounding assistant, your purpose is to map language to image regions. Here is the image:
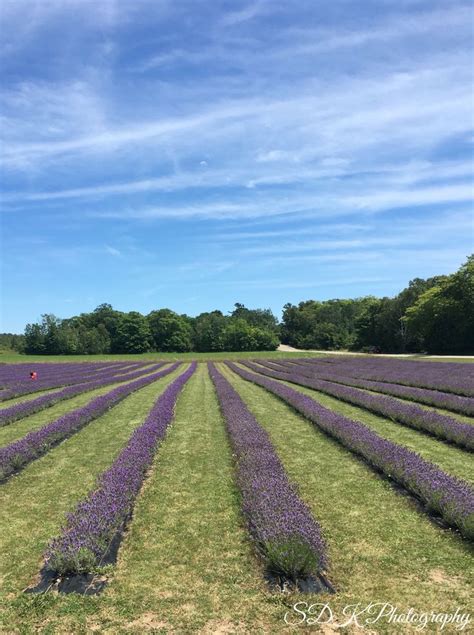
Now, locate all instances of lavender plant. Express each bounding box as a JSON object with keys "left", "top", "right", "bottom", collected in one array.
[
  {"left": 46, "top": 363, "right": 196, "bottom": 575},
  {"left": 0, "top": 362, "right": 147, "bottom": 401},
  {"left": 244, "top": 361, "right": 474, "bottom": 451},
  {"left": 269, "top": 359, "right": 474, "bottom": 416},
  {"left": 226, "top": 362, "right": 474, "bottom": 541},
  {"left": 208, "top": 363, "right": 327, "bottom": 580},
  {"left": 0, "top": 363, "right": 182, "bottom": 482},
  {"left": 291, "top": 357, "right": 474, "bottom": 397},
  {"left": 0, "top": 363, "right": 166, "bottom": 427}
]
